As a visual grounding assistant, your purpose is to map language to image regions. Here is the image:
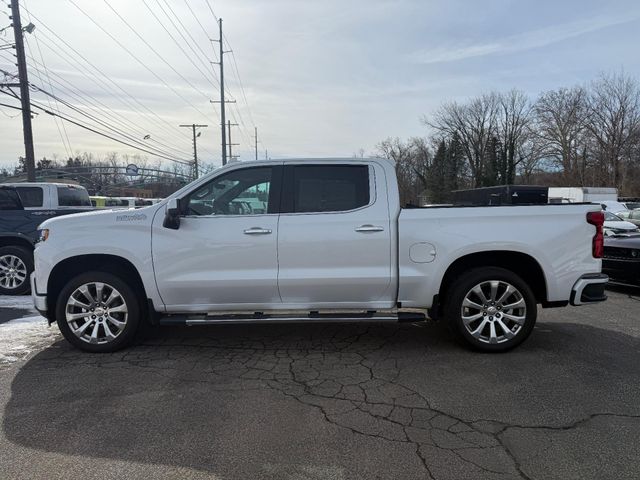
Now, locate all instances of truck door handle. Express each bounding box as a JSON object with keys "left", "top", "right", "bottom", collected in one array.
[
  {"left": 355, "top": 224, "right": 384, "bottom": 233},
  {"left": 243, "top": 227, "right": 272, "bottom": 235}
]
